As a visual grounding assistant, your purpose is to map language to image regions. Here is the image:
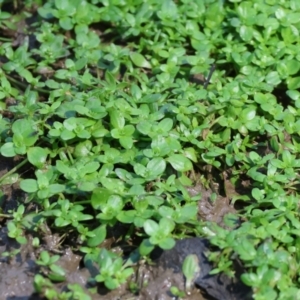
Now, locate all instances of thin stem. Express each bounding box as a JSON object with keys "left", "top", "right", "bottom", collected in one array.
[
  {"left": 0, "top": 213, "right": 12, "bottom": 218},
  {"left": 75, "top": 200, "right": 91, "bottom": 205},
  {"left": 58, "top": 193, "right": 65, "bottom": 200},
  {"left": 0, "top": 37, "right": 12, "bottom": 42},
  {"left": 204, "top": 63, "right": 216, "bottom": 89},
  {"left": 5, "top": 73, "right": 50, "bottom": 94},
  {"left": 0, "top": 158, "right": 28, "bottom": 183},
  {"left": 64, "top": 143, "right": 74, "bottom": 164},
  {"left": 96, "top": 68, "right": 101, "bottom": 80}
]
